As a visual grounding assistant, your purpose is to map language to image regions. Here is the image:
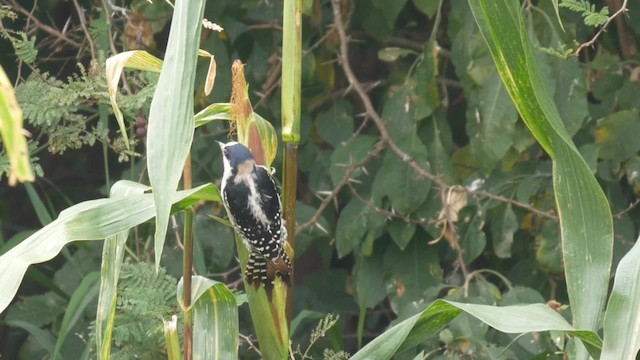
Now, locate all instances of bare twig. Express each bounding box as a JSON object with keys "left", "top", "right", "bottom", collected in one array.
[
  {"left": 573, "top": 0, "right": 629, "bottom": 56},
  {"left": 331, "top": 0, "right": 559, "bottom": 222},
  {"left": 331, "top": 0, "right": 443, "bottom": 188},
  {"left": 8, "top": 0, "right": 81, "bottom": 48},
  {"left": 100, "top": 0, "right": 119, "bottom": 56},
  {"left": 296, "top": 140, "right": 386, "bottom": 235},
  {"left": 469, "top": 189, "right": 557, "bottom": 220},
  {"left": 239, "top": 333, "right": 262, "bottom": 357},
  {"left": 347, "top": 182, "right": 439, "bottom": 227},
  {"left": 614, "top": 199, "right": 640, "bottom": 219},
  {"left": 72, "top": 0, "right": 97, "bottom": 61}
]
